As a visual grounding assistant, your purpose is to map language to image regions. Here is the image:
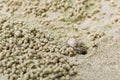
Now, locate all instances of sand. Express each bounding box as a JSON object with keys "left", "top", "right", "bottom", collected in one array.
[{"left": 0, "top": 0, "right": 120, "bottom": 80}]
